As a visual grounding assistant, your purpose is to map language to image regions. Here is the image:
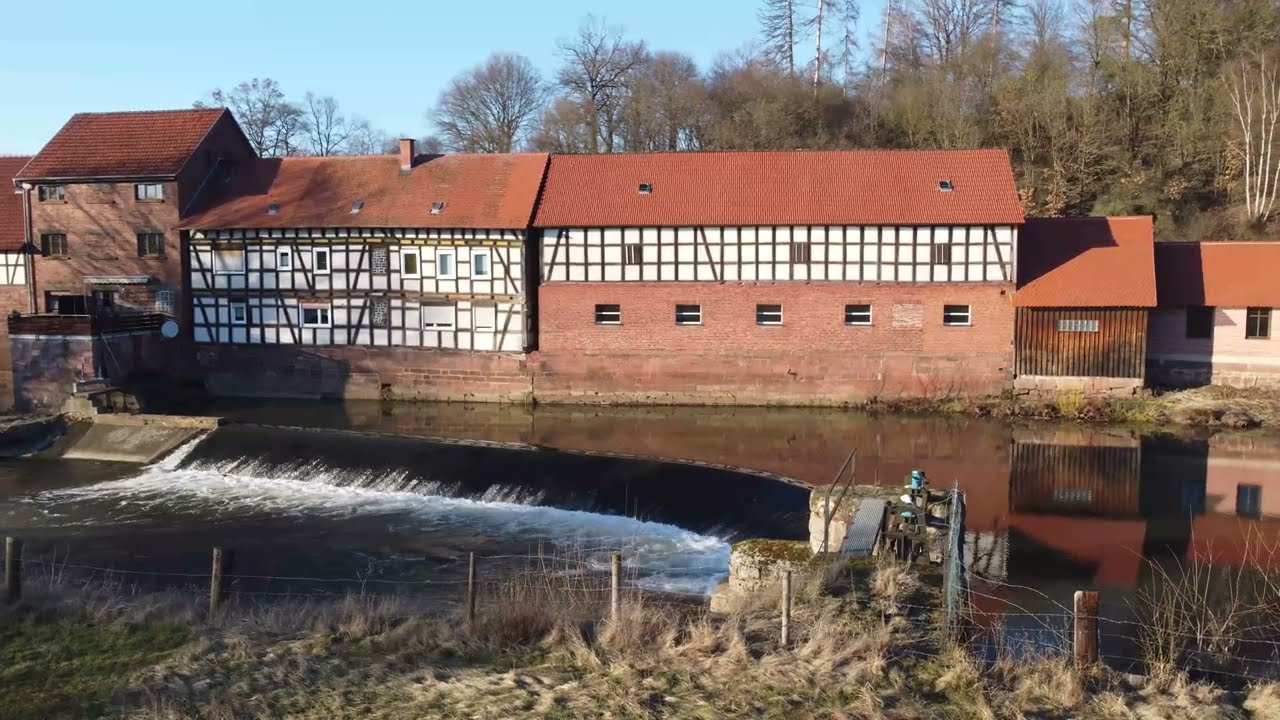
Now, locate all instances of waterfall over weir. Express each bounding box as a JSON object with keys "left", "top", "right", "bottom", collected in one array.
[{"left": 27, "top": 424, "right": 810, "bottom": 595}]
